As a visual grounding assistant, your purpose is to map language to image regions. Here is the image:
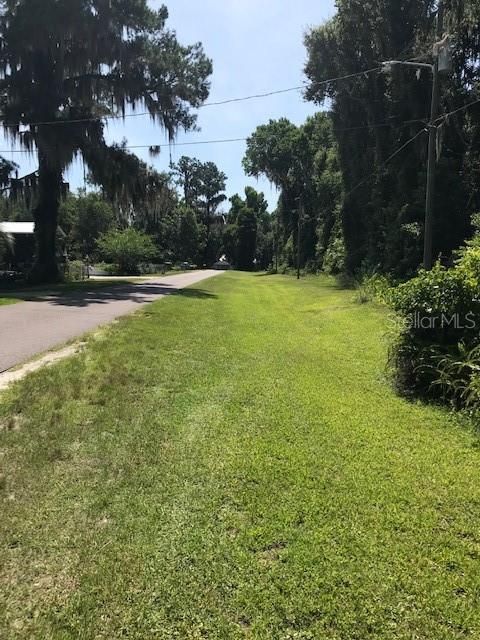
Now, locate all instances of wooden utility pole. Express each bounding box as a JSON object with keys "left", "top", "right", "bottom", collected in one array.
[{"left": 423, "top": 1, "right": 444, "bottom": 270}]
